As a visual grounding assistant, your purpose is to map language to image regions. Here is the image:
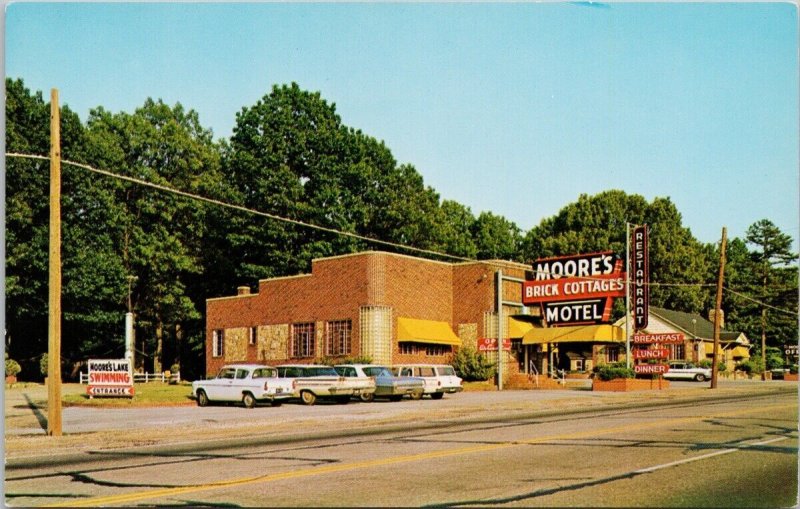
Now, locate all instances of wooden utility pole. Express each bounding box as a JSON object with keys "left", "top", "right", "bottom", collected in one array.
[
  {"left": 47, "top": 88, "right": 63, "bottom": 436},
  {"left": 711, "top": 227, "right": 727, "bottom": 389}
]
